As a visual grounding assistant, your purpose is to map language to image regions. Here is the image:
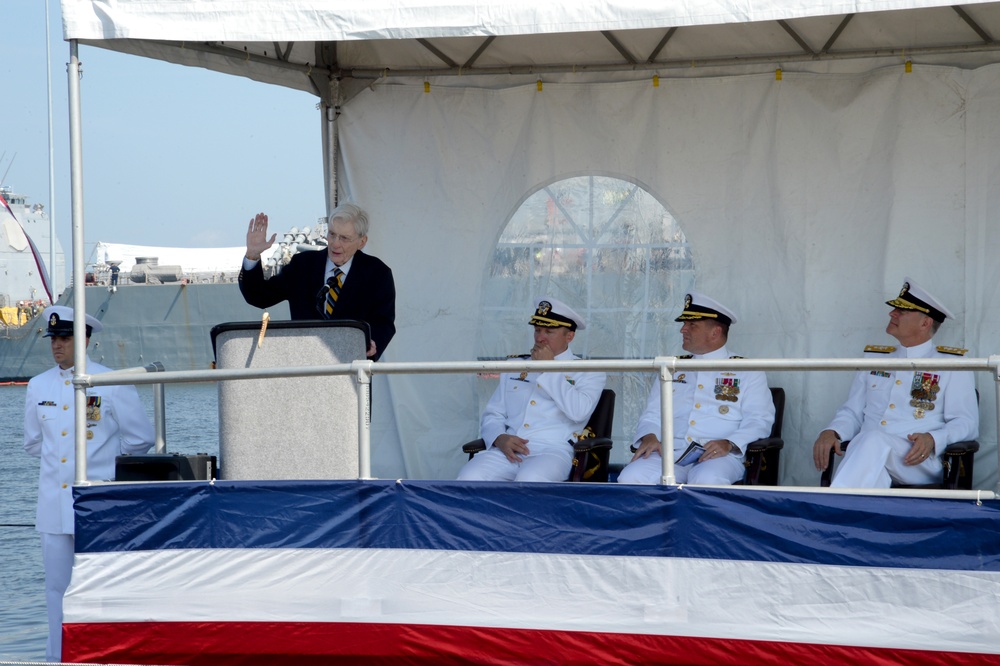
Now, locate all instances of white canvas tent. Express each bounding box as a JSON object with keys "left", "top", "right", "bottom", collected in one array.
[{"left": 60, "top": 1, "right": 1000, "bottom": 488}]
